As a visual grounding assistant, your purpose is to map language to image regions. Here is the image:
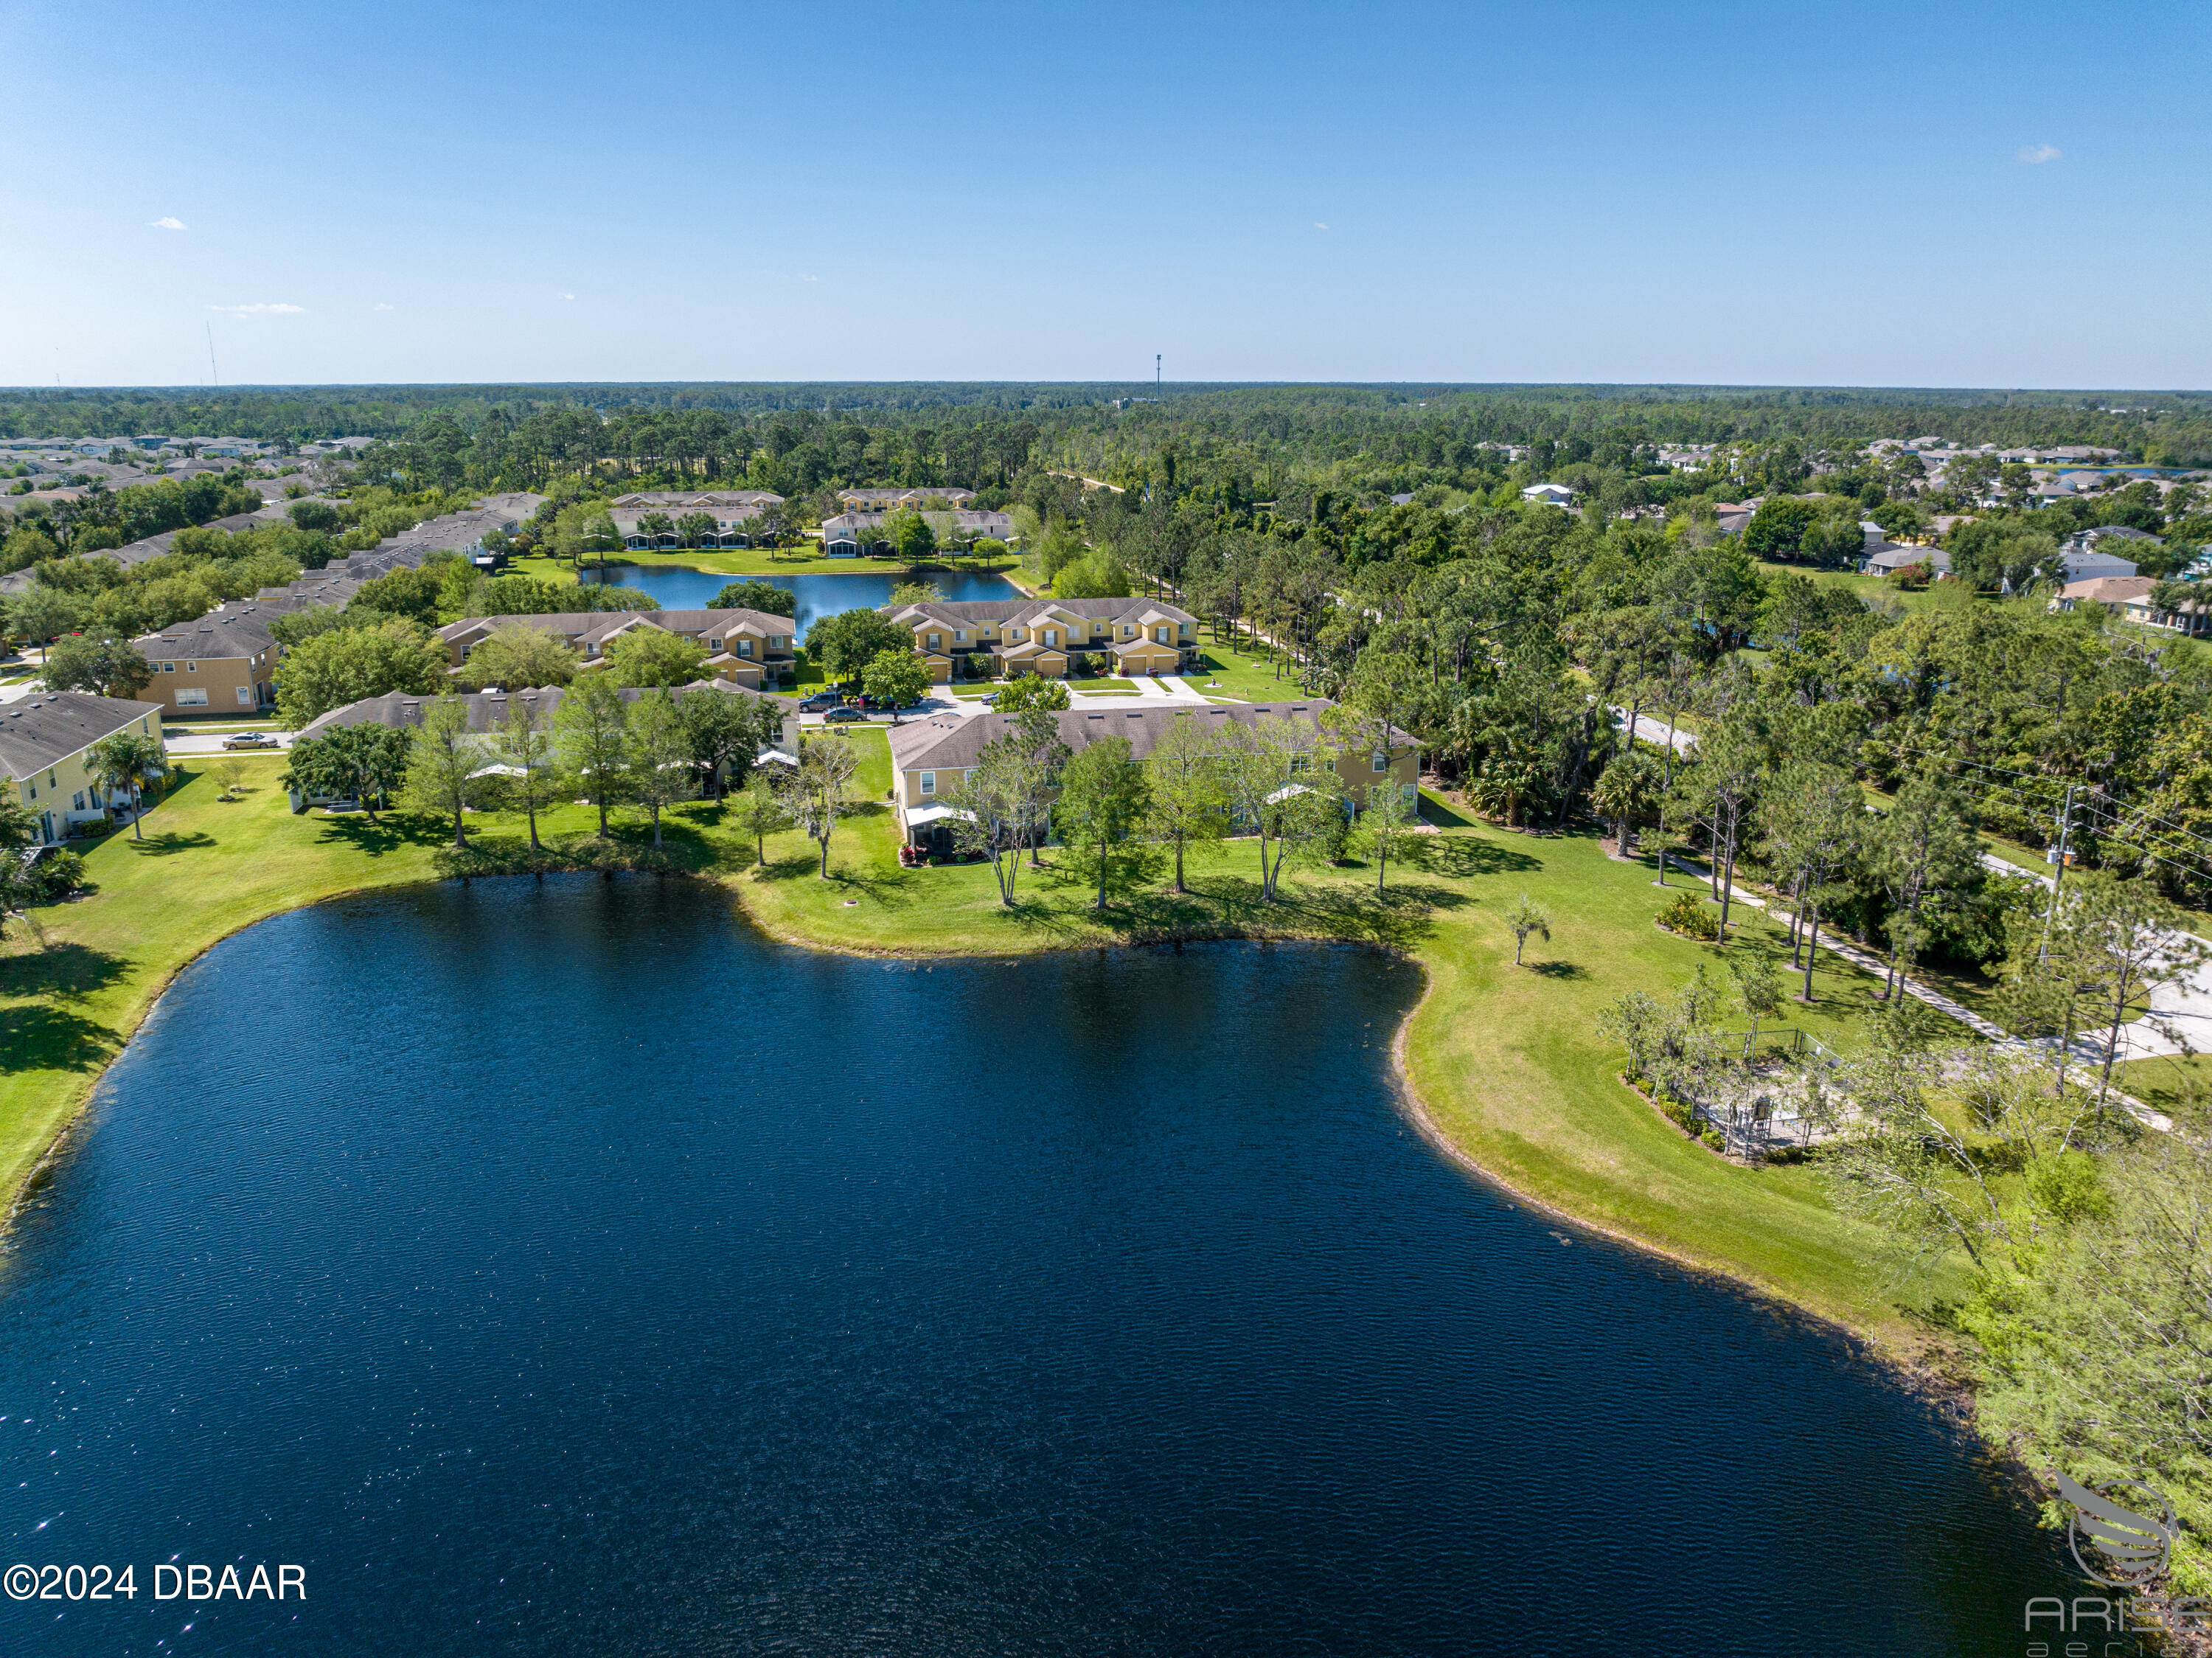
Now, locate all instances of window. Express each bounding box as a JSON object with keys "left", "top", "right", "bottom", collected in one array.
[
  {"left": 185, "top": 660, "right": 197, "bottom": 672},
  {"left": 919, "top": 771, "right": 935, "bottom": 795},
  {"left": 1373, "top": 752, "right": 1389, "bottom": 773},
  {"left": 926, "top": 634, "right": 941, "bottom": 650},
  {"left": 1155, "top": 627, "right": 1169, "bottom": 643},
  {"left": 73, "top": 791, "right": 85, "bottom": 811},
  {"left": 1043, "top": 630, "right": 1057, "bottom": 647},
  {"left": 159, "top": 662, "right": 174, "bottom": 673},
  {"left": 1121, "top": 625, "right": 1133, "bottom": 638},
  {"left": 737, "top": 639, "right": 753, "bottom": 657},
  {"left": 175, "top": 688, "right": 209, "bottom": 706},
  {"left": 709, "top": 638, "right": 721, "bottom": 651},
  {"left": 953, "top": 629, "right": 966, "bottom": 643}
]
